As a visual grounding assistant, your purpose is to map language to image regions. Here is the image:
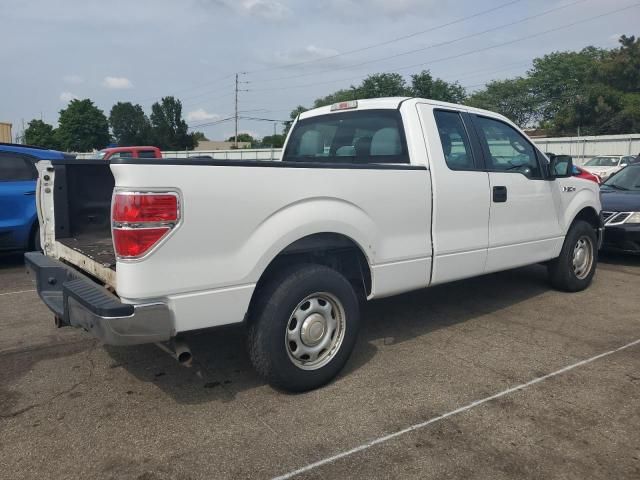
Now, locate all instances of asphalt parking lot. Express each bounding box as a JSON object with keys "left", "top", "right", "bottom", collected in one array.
[{"left": 1, "top": 253, "right": 639, "bottom": 480}]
